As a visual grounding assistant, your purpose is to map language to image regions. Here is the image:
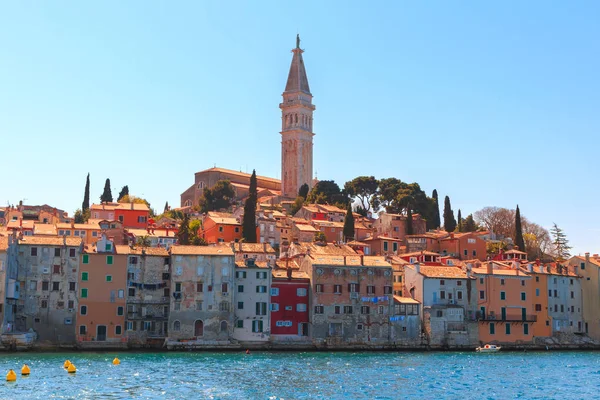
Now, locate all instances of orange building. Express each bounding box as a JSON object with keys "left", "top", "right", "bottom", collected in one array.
[
  {"left": 438, "top": 232, "right": 487, "bottom": 261},
  {"left": 519, "top": 261, "right": 551, "bottom": 337},
  {"left": 312, "top": 220, "right": 344, "bottom": 243},
  {"left": 473, "top": 261, "right": 536, "bottom": 345},
  {"left": 56, "top": 222, "right": 102, "bottom": 245},
  {"left": 78, "top": 235, "right": 127, "bottom": 347},
  {"left": 90, "top": 202, "right": 150, "bottom": 229},
  {"left": 202, "top": 212, "right": 242, "bottom": 243}
]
